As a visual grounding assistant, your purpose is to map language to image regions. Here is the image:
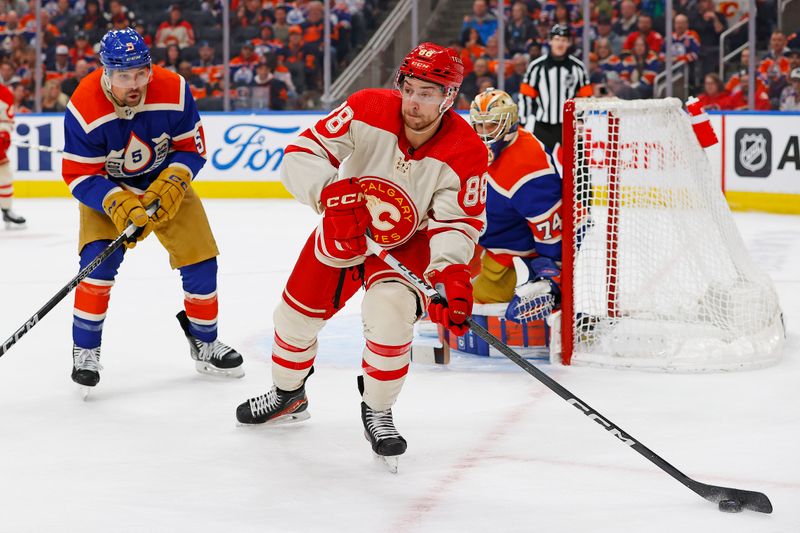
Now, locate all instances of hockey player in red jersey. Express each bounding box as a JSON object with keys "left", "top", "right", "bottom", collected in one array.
[
  {"left": 469, "top": 88, "right": 563, "bottom": 323},
  {"left": 236, "top": 42, "right": 488, "bottom": 470},
  {"left": 62, "top": 29, "right": 243, "bottom": 395},
  {"left": 0, "top": 82, "right": 26, "bottom": 229}
]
